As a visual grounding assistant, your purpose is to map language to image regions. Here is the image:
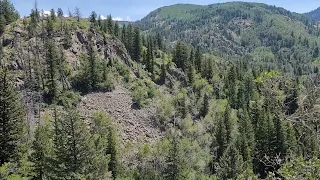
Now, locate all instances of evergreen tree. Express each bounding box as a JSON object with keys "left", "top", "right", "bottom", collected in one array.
[
  {"left": 57, "top": 8, "right": 64, "bottom": 31},
  {"left": 74, "top": 6, "right": 81, "bottom": 22},
  {"left": 164, "top": 134, "right": 180, "bottom": 180},
  {"left": 217, "top": 143, "right": 244, "bottom": 180},
  {"left": 108, "top": 127, "right": 118, "bottom": 180},
  {"left": 133, "top": 27, "right": 142, "bottom": 61},
  {"left": 200, "top": 92, "right": 209, "bottom": 118},
  {"left": 173, "top": 41, "right": 189, "bottom": 71},
  {"left": 237, "top": 110, "right": 255, "bottom": 165},
  {"left": 89, "top": 11, "right": 97, "bottom": 24},
  {"left": 30, "top": 120, "right": 53, "bottom": 179},
  {"left": 53, "top": 109, "right": 95, "bottom": 179},
  {"left": 106, "top": 15, "right": 114, "bottom": 35},
  {"left": 0, "top": 14, "right": 6, "bottom": 35},
  {"left": 0, "top": 69, "right": 26, "bottom": 165},
  {"left": 195, "top": 46, "right": 202, "bottom": 72},
  {"left": 50, "top": 9, "right": 56, "bottom": 21},
  {"left": 121, "top": 24, "right": 126, "bottom": 45},
  {"left": 45, "top": 39, "right": 60, "bottom": 103},
  {"left": 216, "top": 115, "right": 227, "bottom": 160},
  {"left": 114, "top": 21, "right": 120, "bottom": 37},
  {"left": 126, "top": 24, "right": 134, "bottom": 55},
  {"left": 160, "top": 60, "right": 167, "bottom": 85},
  {"left": 88, "top": 40, "right": 99, "bottom": 91}
]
